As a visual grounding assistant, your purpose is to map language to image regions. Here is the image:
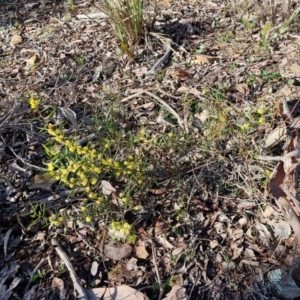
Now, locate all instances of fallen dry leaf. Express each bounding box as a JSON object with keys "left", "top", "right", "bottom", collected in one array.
[
  {"left": 163, "top": 274, "right": 187, "bottom": 300},
  {"left": 222, "top": 261, "right": 236, "bottom": 272},
  {"left": 255, "top": 222, "right": 271, "bottom": 245},
  {"left": 104, "top": 241, "right": 132, "bottom": 261},
  {"left": 90, "top": 261, "right": 99, "bottom": 276},
  {"left": 173, "top": 68, "right": 193, "bottom": 79},
  {"left": 11, "top": 35, "right": 22, "bottom": 45},
  {"left": 86, "top": 285, "right": 149, "bottom": 300},
  {"left": 268, "top": 220, "right": 291, "bottom": 240},
  {"left": 28, "top": 173, "right": 57, "bottom": 191},
  {"left": 191, "top": 54, "right": 218, "bottom": 65},
  {"left": 126, "top": 257, "right": 138, "bottom": 271},
  {"left": 58, "top": 107, "right": 77, "bottom": 126},
  {"left": 51, "top": 277, "right": 64, "bottom": 293},
  {"left": 156, "top": 234, "right": 174, "bottom": 249},
  {"left": 135, "top": 242, "right": 149, "bottom": 259},
  {"left": 195, "top": 110, "right": 209, "bottom": 123},
  {"left": 263, "top": 126, "right": 286, "bottom": 149},
  {"left": 25, "top": 54, "right": 38, "bottom": 70},
  {"left": 177, "top": 85, "right": 202, "bottom": 97},
  {"left": 289, "top": 64, "right": 300, "bottom": 74},
  {"left": 101, "top": 180, "right": 116, "bottom": 195}
]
